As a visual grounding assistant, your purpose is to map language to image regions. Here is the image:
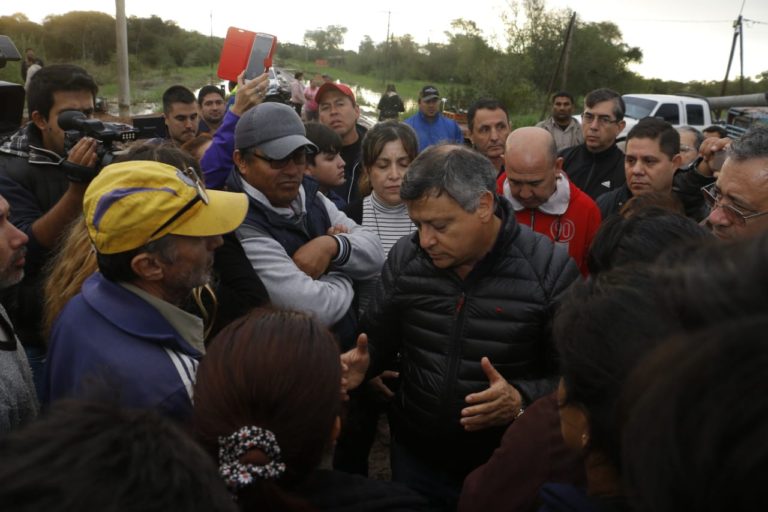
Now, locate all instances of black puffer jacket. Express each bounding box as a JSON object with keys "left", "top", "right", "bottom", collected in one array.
[{"left": 361, "top": 198, "right": 580, "bottom": 476}]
